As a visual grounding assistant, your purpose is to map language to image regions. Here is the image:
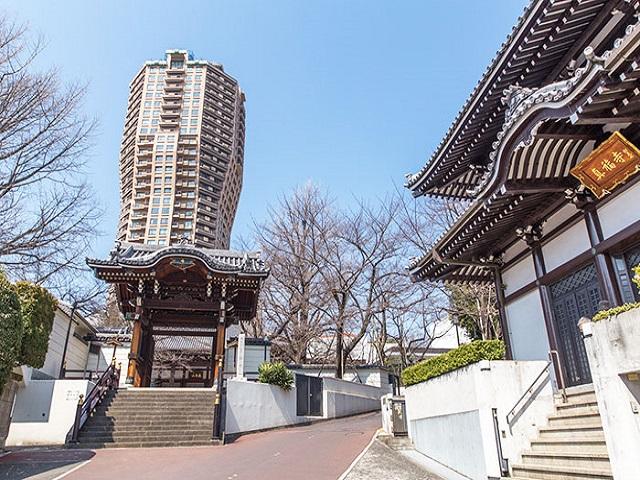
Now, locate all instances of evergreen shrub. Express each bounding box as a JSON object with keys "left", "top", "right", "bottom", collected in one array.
[
  {"left": 402, "top": 339, "right": 505, "bottom": 387},
  {"left": 258, "top": 361, "right": 294, "bottom": 390},
  {"left": 0, "top": 272, "right": 23, "bottom": 392}
]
